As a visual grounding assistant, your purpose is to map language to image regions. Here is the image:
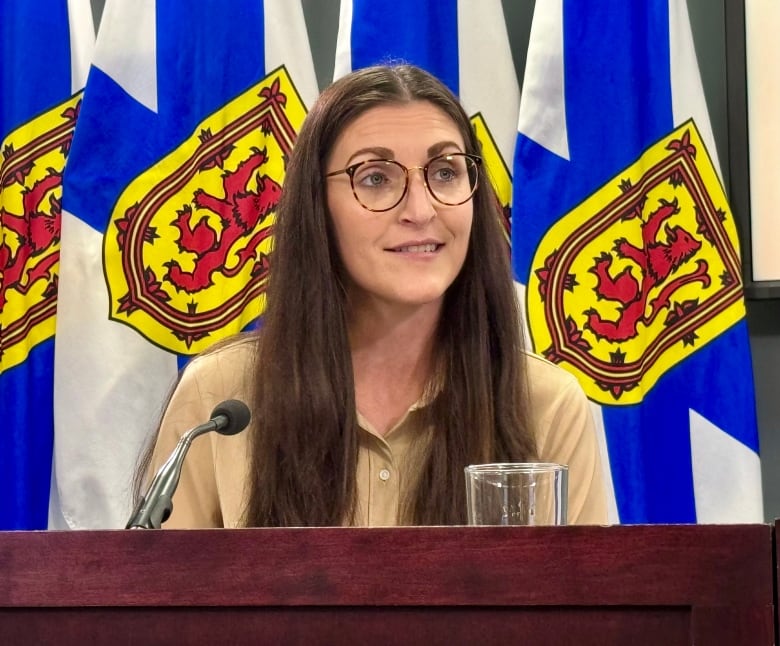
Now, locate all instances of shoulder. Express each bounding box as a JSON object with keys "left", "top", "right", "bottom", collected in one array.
[
  {"left": 166, "top": 335, "right": 257, "bottom": 426},
  {"left": 524, "top": 351, "right": 583, "bottom": 405},
  {"left": 153, "top": 335, "right": 256, "bottom": 529},
  {"left": 158, "top": 337, "right": 254, "bottom": 459},
  {"left": 182, "top": 334, "right": 257, "bottom": 393},
  {"left": 522, "top": 351, "right": 591, "bottom": 451}
]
